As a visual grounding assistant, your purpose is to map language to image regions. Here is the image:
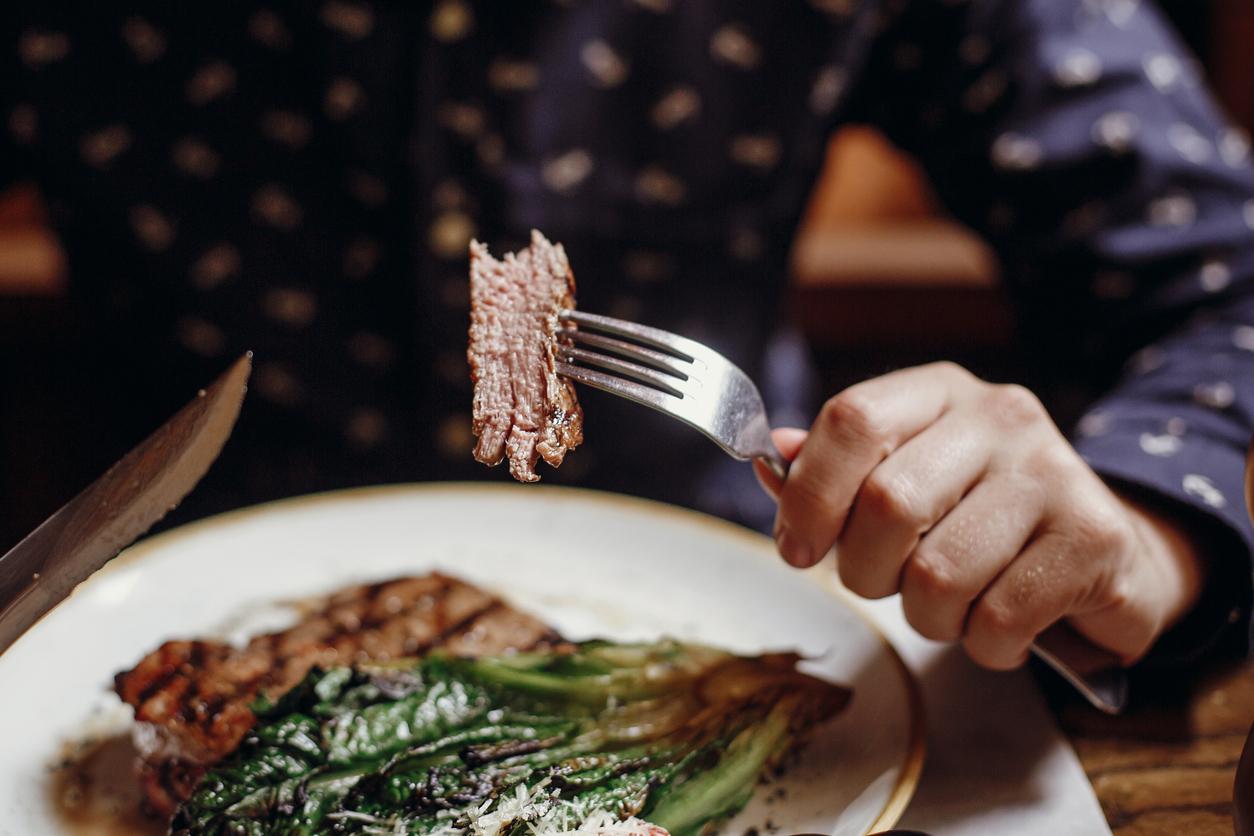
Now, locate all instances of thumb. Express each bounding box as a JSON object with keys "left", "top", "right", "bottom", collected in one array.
[{"left": 752, "top": 427, "right": 809, "bottom": 502}]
